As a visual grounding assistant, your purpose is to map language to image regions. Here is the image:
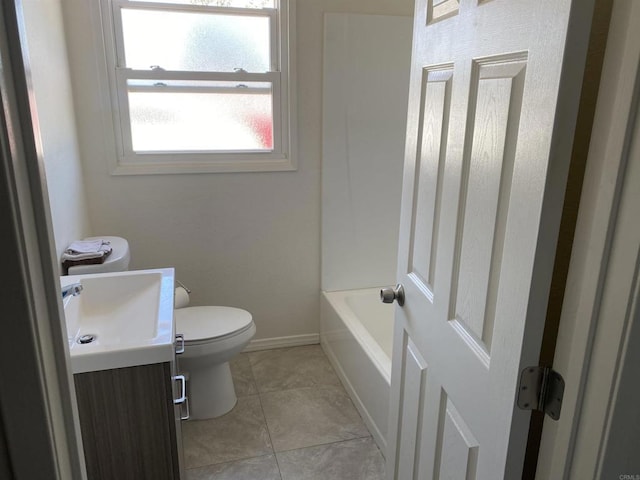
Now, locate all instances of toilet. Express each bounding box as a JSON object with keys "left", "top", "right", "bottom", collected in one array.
[
  {"left": 67, "top": 236, "right": 256, "bottom": 419},
  {"left": 175, "top": 306, "right": 255, "bottom": 419}
]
